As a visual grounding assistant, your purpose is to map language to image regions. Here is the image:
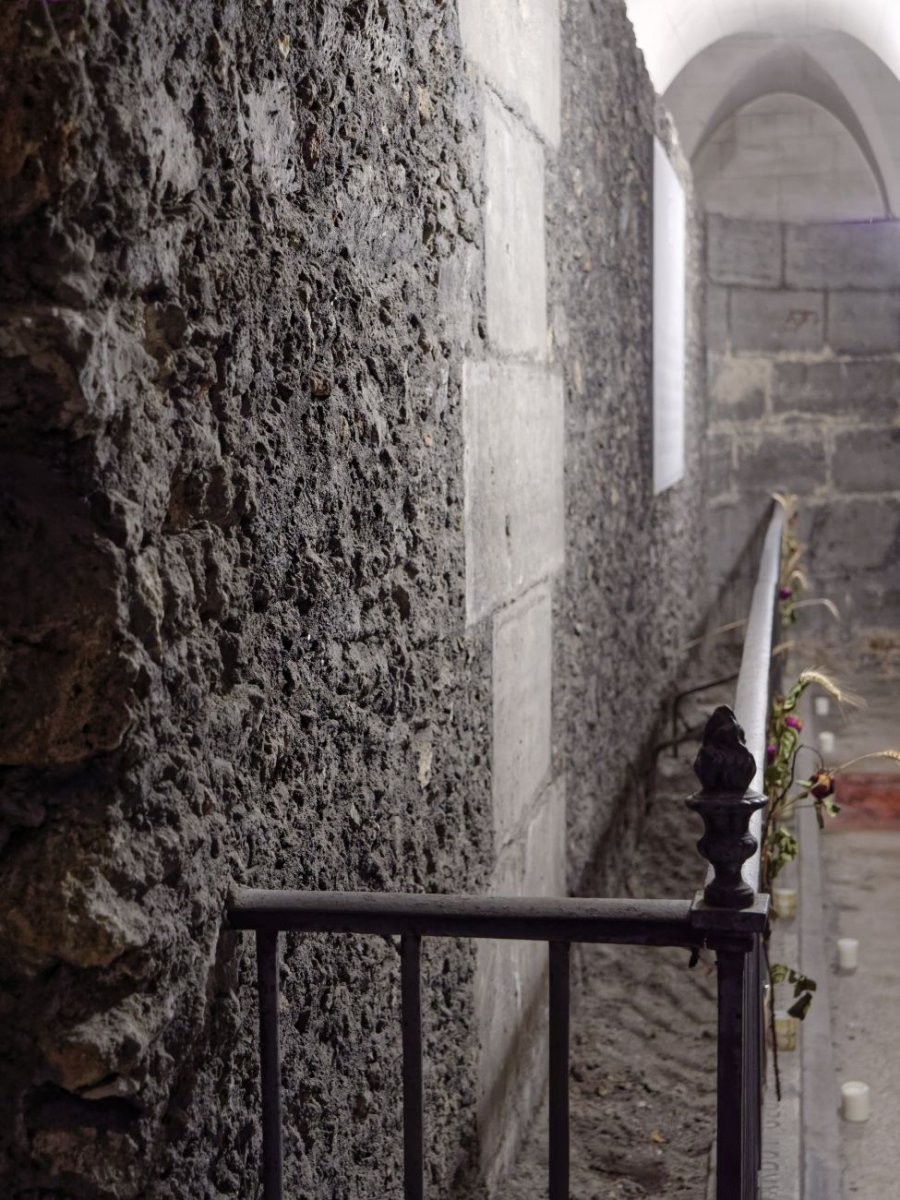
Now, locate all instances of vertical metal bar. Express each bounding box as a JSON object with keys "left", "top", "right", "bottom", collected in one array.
[
  {"left": 401, "top": 934, "right": 424, "bottom": 1200},
  {"left": 549, "top": 941, "right": 570, "bottom": 1200},
  {"left": 742, "top": 954, "right": 755, "bottom": 1196},
  {"left": 750, "top": 940, "right": 763, "bottom": 1179},
  {"left": 716, "top": 949, "right": 747, "bottom": 1200},
  {"left": 257, "top": 930, "right": 284, "bottom": 1200}
]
